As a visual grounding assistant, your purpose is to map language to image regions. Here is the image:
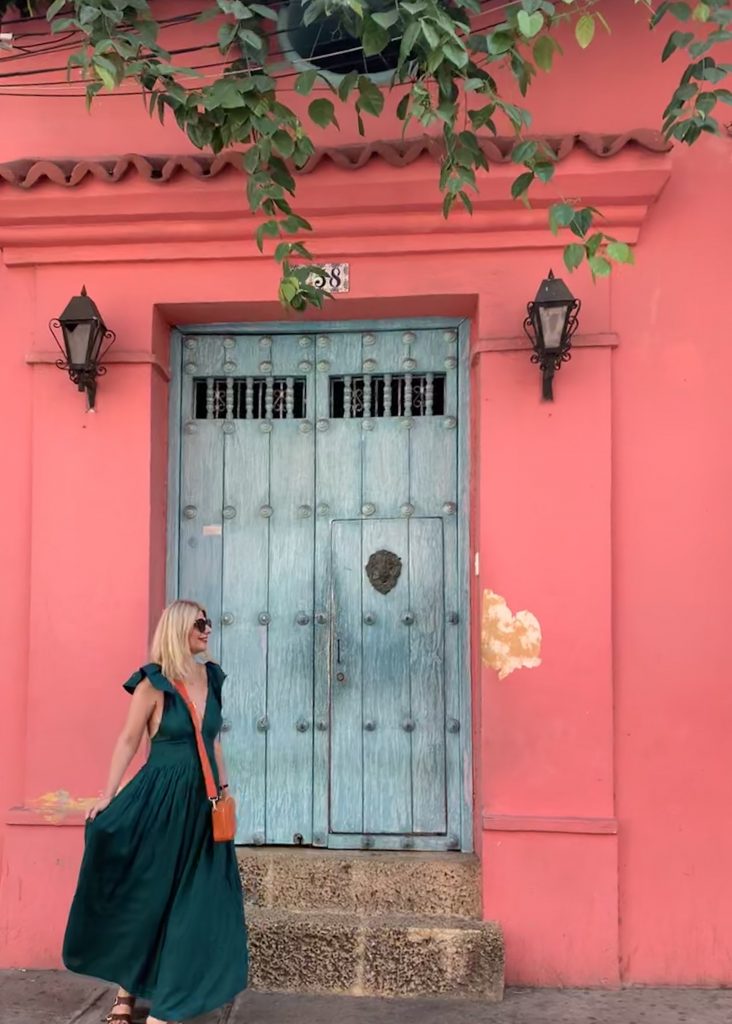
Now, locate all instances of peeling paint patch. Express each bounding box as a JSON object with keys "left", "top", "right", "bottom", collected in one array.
[
  {"left": 28, "top": 790, "right": 96, "bottom": 824},
  {"left": 481, "top": 589, "right": 542, "bottom": 680}
]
